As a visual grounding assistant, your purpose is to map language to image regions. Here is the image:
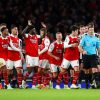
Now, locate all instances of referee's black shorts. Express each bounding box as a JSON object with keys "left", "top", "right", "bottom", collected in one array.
[
  {"left": 82, "top": 54, "right": 98, "bottom": 69},
  {"left": 97, "top": 55, "right": 100, "bottom": 65}
]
